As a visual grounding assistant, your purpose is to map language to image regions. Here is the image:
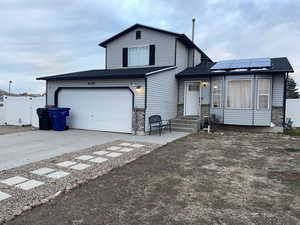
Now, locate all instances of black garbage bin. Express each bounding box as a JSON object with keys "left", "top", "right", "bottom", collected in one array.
[{"left": 37, "top": 108, "right": 52, "bottom": 130}]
